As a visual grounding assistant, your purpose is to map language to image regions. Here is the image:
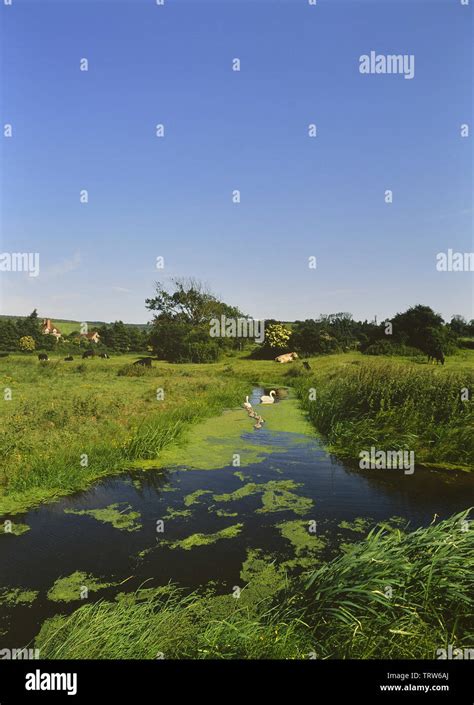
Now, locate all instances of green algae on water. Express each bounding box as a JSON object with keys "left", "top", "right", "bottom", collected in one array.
[
  {"left": 234, "top": 471, "right": 250, "bottom": 482},
  {"left": 239, "top": 548, "right": 288, "bottom": 602},
  {"left": 166, "top": 523, "right": 243, "bottom": 551},
  {"left": 64, "top": 502, "right": 141, "bottom": 532},
  {"left": 0, "top": 587, "right": 38, "bottom": 606},
  {"left": 338, "top": 517, "right": 372, "bottom": 534},
  {"left": 214, "top": 508, "right": 238, "bottom": 518},
  {"left": 276, "top": 520, "right": 326, "bottom": 569},
  {"left": 183, "top": 490, "right": 212, "bottom": 507},
  {"left": 47, "top": 571, "right": 116, "bottom": 603},
  {"left": 213, "top": 479, "right": 313, "bottom": 517},
  {"left": 0, "top": 521, "right": 30, "bottom": 536},
  {"left": 163, "top": 508, "right": 192, "bottom": 520}
]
